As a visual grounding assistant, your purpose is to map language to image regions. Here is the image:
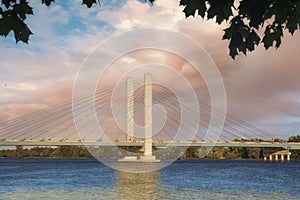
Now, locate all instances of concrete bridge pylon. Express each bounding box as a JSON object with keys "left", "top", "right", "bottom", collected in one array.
[{"left": 119, "top": 73, "right": 160, "bottom": 163}]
